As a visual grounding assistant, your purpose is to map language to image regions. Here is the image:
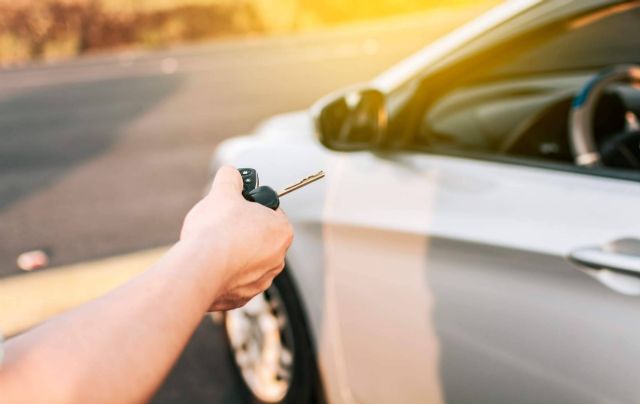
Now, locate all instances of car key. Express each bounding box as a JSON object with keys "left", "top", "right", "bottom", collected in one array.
[
  {"left": 241, "top": 170, "right": 325, "bottom": 210},
  {"left": 277, "top": 171, "right": 325, "bottom": 197}
]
